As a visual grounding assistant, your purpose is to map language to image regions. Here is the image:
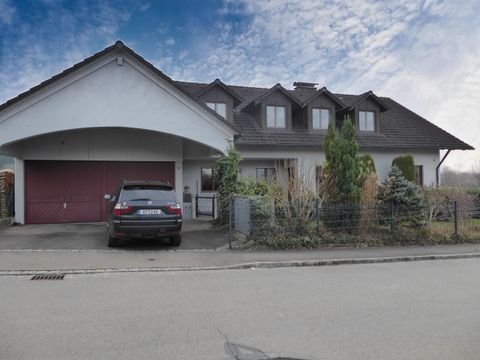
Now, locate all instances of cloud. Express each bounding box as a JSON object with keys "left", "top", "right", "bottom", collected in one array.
[
  {"left": 0, "top": 0, "right": 15, "bottom": 24},
  {"left": 0, "top": 1, "right": 133, "bottom": 103},
  {"left": 170, "top": 0, "right": 480, "bottom": 171},
  {"left": 139, "top": 2, "right": 150, "bottom": 12},
  {"left": 0, "top": 0, "right": 478, "bottom": 171}
]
